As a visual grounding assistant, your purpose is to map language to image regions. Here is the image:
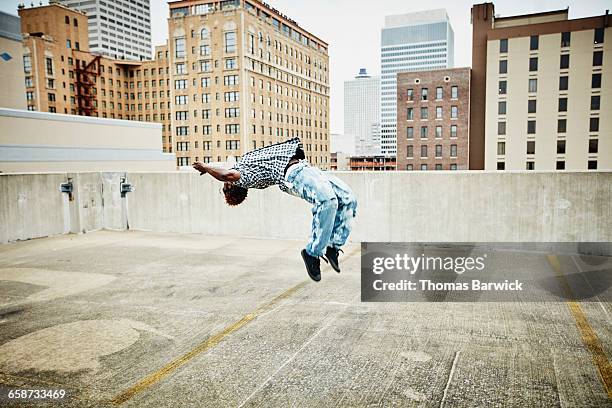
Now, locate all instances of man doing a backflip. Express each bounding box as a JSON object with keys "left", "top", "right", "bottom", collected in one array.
[{"left": 193, "top": 137, "right": 357, "bottom": 282}]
